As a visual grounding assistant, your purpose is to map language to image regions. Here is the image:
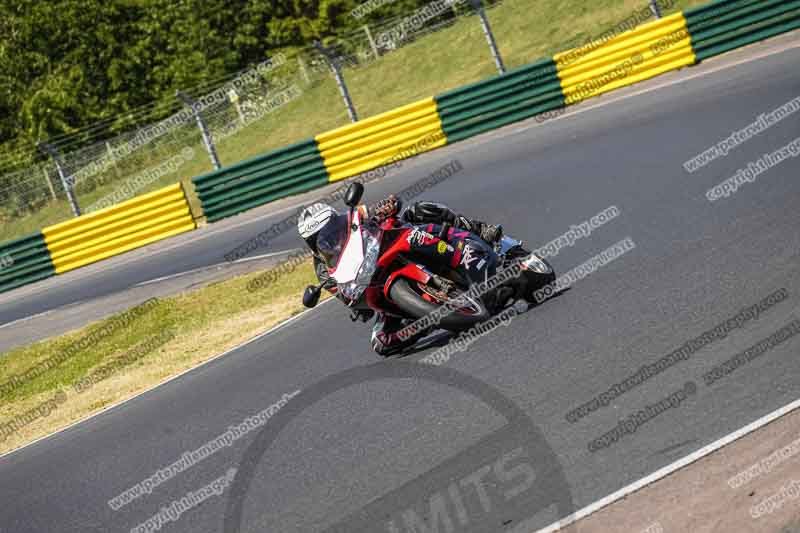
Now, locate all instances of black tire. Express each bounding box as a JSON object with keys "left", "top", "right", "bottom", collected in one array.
[
  {"left": 523, "top": 257, "right": 557, "bottom": 304},
  {"left": 388, "top": 278, "right": 491, "bottom": 332},
  {"left": 503, "top": 247, "right": 556, "bottom": 303}
]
